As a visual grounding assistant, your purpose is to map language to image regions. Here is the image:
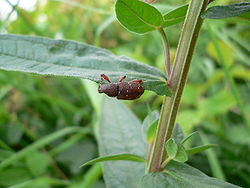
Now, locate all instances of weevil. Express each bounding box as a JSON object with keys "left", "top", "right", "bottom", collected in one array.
[{"left": 98, "top": 74, "right": 144, "bottom": 100}]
